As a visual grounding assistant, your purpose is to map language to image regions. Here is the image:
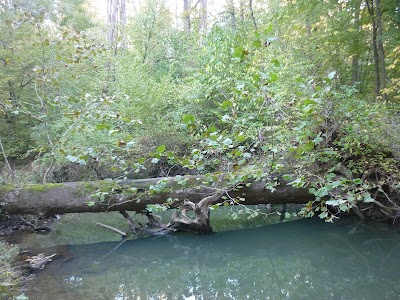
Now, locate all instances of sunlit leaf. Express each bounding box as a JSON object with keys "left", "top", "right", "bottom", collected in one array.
[
  {"left": 156, "top": 145, "right": 166, "bottom": 153},
  {"left": 96, "top": 123, "right": 111, "bottom": 130}
]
